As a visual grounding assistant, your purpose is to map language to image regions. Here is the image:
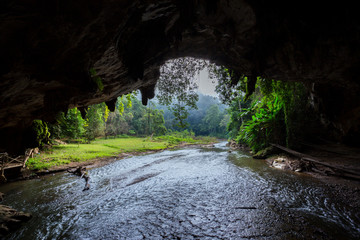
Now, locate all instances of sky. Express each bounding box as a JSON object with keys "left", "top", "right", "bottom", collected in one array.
[{"left": 197, "top": 68, "right": 218, "bottom": 97}]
